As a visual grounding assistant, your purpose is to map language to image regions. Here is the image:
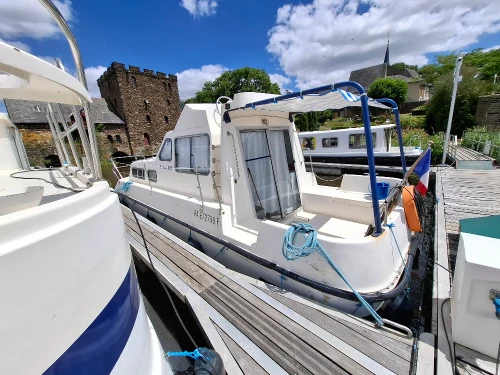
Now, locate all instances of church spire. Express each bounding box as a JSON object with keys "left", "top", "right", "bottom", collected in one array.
[{"left": 384, "top": 33, "right": 390, "bottom": 77}]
